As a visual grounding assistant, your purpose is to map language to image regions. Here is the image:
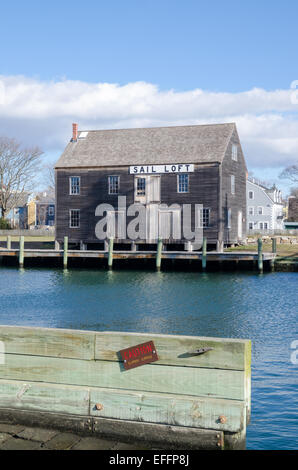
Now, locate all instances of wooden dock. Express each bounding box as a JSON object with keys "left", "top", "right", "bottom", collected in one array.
[
  {"left": 0, "top": 326, "right": 251, "bottom": 449},
  {"left": 0, "top": 247, "right": 276, "bottom": 271}
]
